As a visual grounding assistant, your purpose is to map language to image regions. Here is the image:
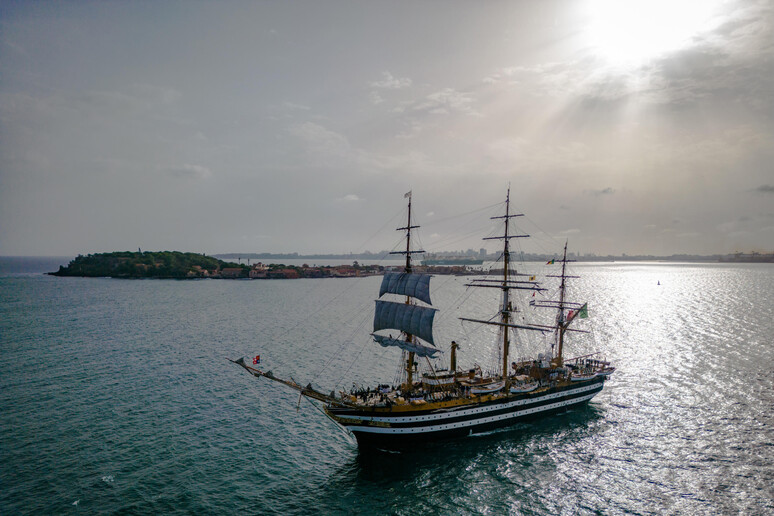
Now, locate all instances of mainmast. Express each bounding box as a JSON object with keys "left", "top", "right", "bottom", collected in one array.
[
  {"left": 459, "top": 191, "right": 546, "bottom": 386},
  {"left": 458, "top": 188, "right": 546, "bottom": 388},
  {"left": 486, "top": 188, "right": 527, "bottom": 387}
]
